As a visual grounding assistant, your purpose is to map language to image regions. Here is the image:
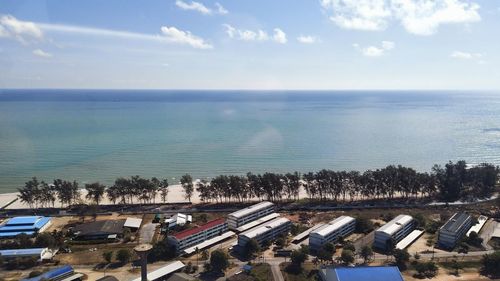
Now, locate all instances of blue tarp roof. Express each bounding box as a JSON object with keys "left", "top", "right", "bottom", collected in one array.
[
  {"left": 0, "top": 248, "right": 45, "bottom": 256},
  {"left": 21, "top": 265, "right": 74, "bottom": 281},
  {"left": 333, "top": 266, "right": 404, "bottom": 281},
  {"left": 0, "top": 231, "right": 35, "bottom": 237}
]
